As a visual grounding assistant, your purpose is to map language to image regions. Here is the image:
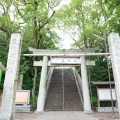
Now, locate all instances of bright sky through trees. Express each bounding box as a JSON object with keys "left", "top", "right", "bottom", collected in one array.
[
  {"left": 56, "top": 29, "right": 74, "bottom": 49},
  {"left": 54, "top": 0, "right": 74, "bottom": 49}
]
